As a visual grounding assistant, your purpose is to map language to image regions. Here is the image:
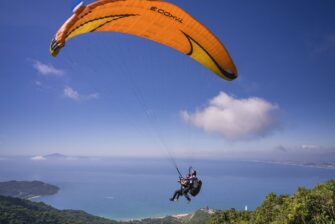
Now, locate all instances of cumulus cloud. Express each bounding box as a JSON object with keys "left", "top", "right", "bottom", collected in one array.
[
  {"left": 181, "top": 91, "right": 280, "bottom": 140},
  {"left": 31, "top": 155, "right": 46, "bottom": 161},
  {"left": 64, "top": 86, "right": 99, "bottom": 101},
  {"left": 32, "top": 60, "right": 64, "bottom": 76}
]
